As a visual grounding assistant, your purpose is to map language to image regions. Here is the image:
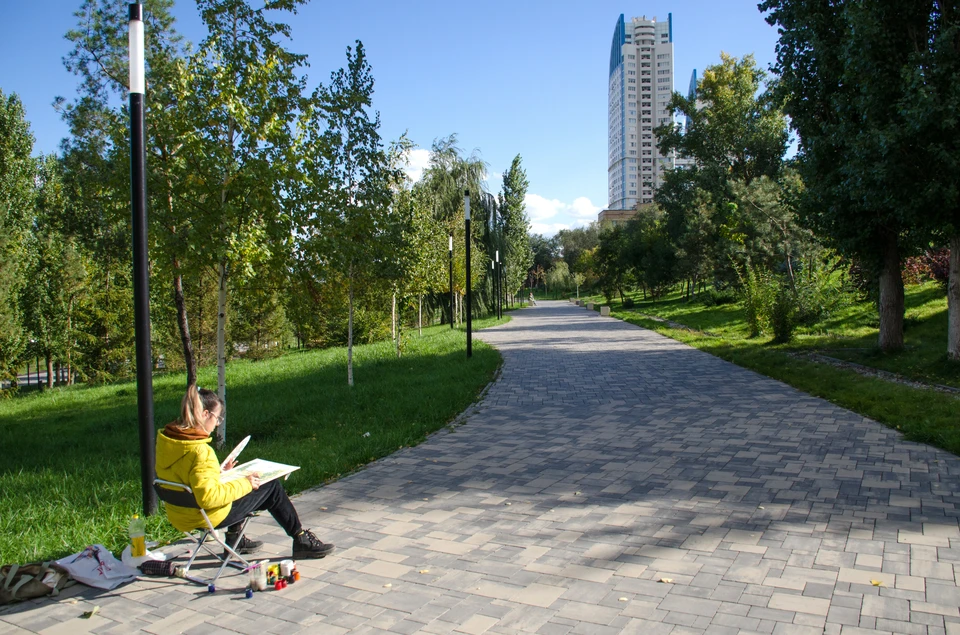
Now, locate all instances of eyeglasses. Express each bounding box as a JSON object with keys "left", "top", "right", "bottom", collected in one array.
[{"left": 208, "top": 409, "right": 224, "bottom": 425}]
